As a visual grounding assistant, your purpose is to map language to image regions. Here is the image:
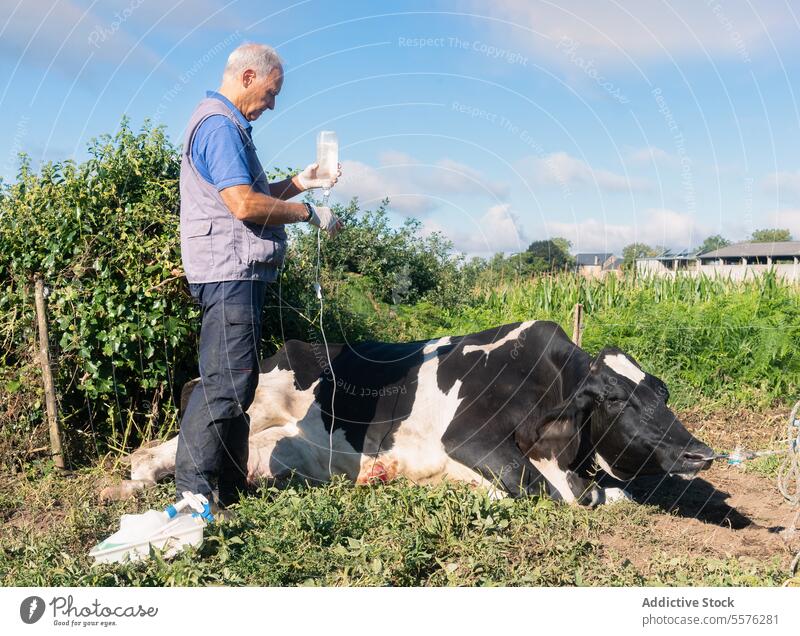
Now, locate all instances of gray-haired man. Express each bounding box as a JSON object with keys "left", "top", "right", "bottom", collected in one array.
[{"left": 175, "top": 43, "right": 342, "bottom": 510}]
